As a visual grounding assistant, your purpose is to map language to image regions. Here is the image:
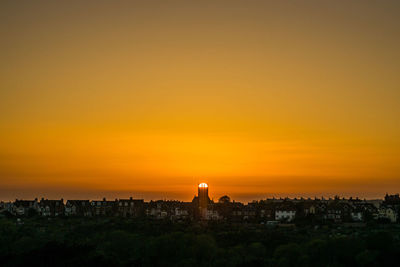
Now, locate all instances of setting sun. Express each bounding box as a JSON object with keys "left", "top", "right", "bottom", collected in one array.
[{"left": 199, "top": 183, "right": 208, "bottom": 188}]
